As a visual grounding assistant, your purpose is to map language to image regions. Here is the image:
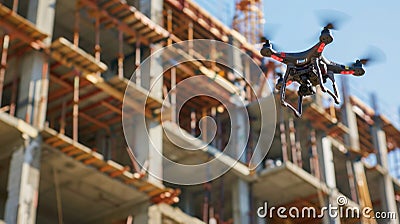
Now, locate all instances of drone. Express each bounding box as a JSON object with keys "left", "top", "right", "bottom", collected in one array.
[{"left": 260, "top": 23, "right": 369, "bottom": 117}]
